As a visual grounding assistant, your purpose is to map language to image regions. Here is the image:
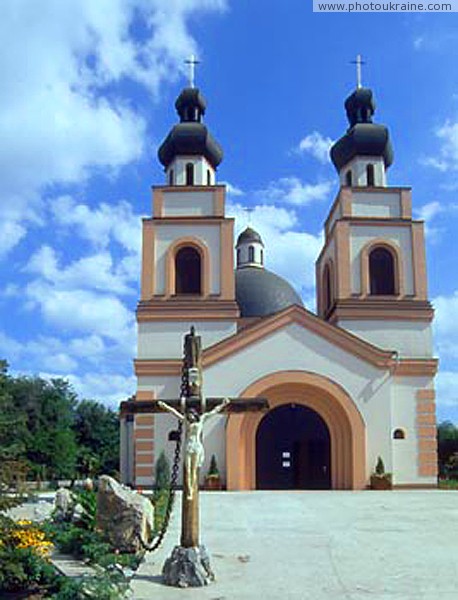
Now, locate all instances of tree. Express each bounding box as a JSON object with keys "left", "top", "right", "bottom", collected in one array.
[
  {"left": 438, "top": 421, "right": 458, "bottom": 478},
  {"left": 74, "top": 400, "right": 119, "bottom": 477}
]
